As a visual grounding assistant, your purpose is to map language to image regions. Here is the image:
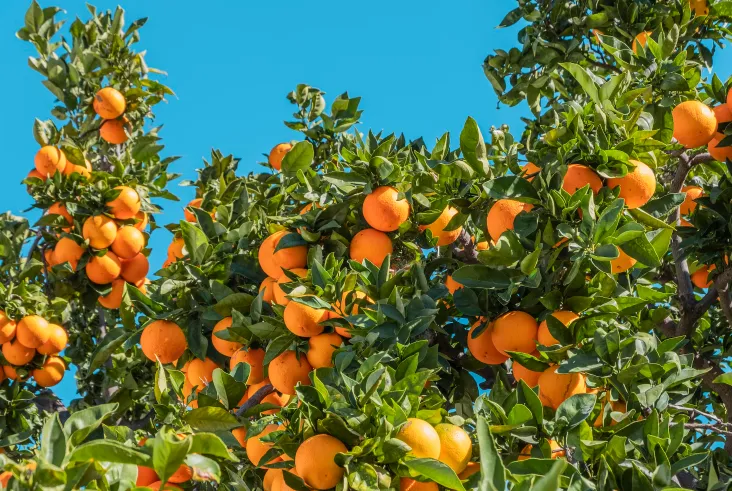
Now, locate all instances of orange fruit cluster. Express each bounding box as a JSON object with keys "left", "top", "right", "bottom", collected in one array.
[
  {"left": 135, "top": 437, "right": 192, "bottom": 488},
  {"left": 29, "top": 146, "right": 92, "bottom": 187},
  {"left": 93, "top": 87, "right": 131, "bottom": 144}
]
